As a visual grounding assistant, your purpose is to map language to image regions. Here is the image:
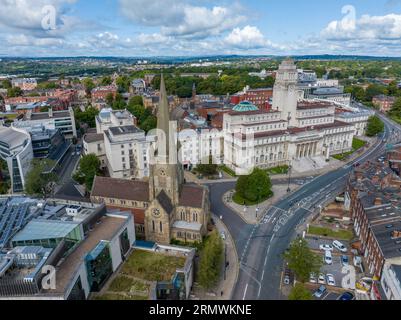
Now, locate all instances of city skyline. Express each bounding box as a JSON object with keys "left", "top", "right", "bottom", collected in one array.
[{"left": 0, "top": 0, "right": 401, "bottom": 57}]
